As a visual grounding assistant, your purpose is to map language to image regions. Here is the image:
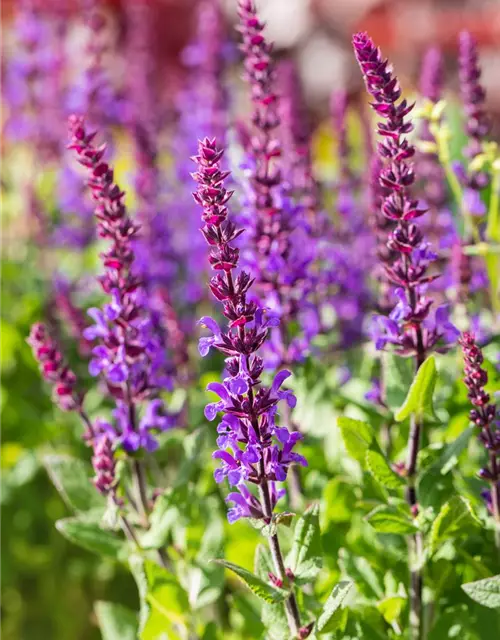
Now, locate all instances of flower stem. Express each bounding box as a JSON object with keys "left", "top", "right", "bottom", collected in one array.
[{"left": 259, "top": 479, "right": 301, "bottom": 637}]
